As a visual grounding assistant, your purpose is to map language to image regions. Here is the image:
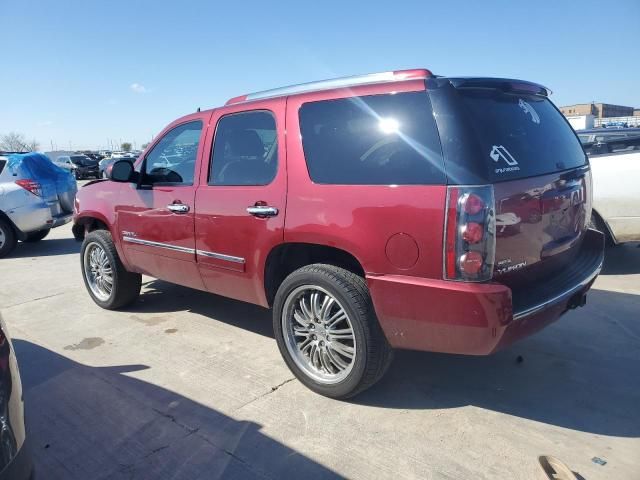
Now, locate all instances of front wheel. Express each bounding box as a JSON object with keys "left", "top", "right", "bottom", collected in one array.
[
  {"left": 0, "top": 219, "right": 17, "bottom": 258},
  {"left": 80, "top": 229, "right": 141, "bottom": 309},
  {"left": 273, "top": 264, "right": 393, "bottom": 399}
]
